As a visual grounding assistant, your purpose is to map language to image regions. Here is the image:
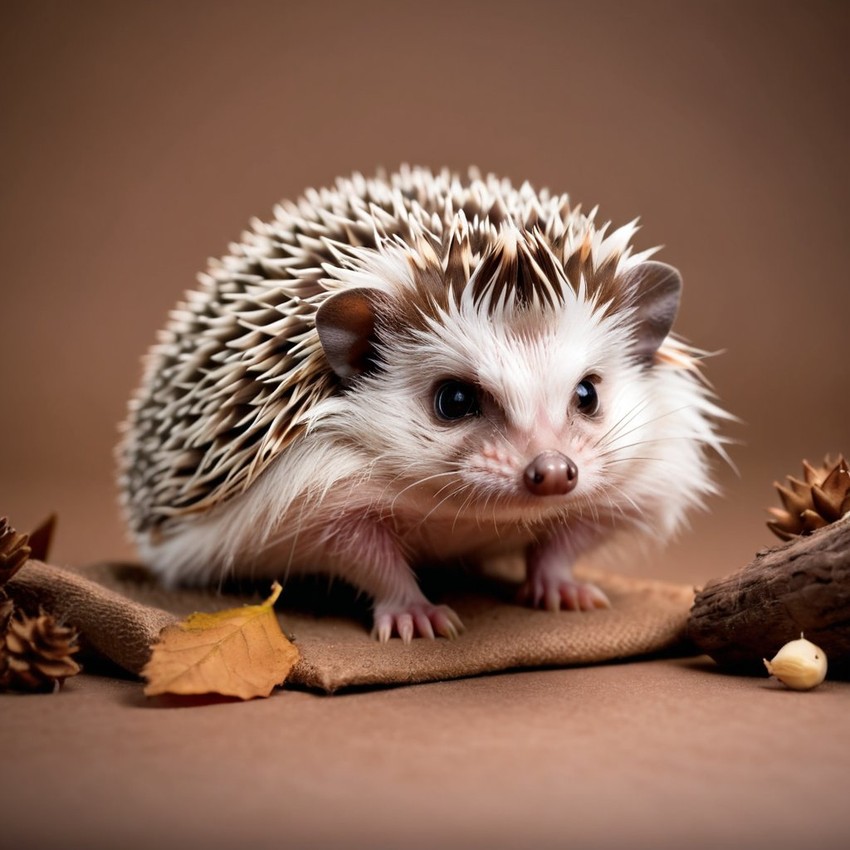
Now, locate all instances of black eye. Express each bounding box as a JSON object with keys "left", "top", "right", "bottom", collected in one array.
[
  {"left": 434, "top": 380, "right": 480, "bottom": 421},
  {"left": 575, "top": 378, "right": 600, "bottom": 416}
]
